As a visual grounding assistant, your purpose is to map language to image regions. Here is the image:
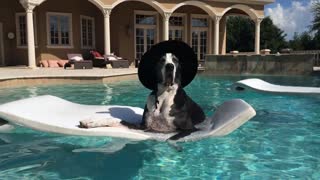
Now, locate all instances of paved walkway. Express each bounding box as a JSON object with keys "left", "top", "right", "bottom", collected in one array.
[{"left": 0, "top": 66, "right": 138, "bottom": 80}]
